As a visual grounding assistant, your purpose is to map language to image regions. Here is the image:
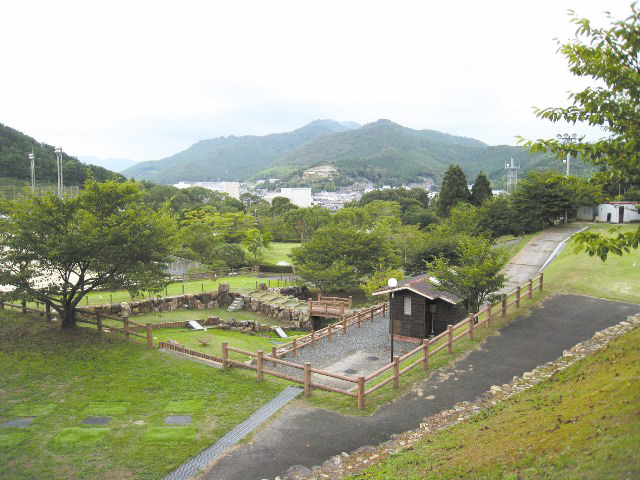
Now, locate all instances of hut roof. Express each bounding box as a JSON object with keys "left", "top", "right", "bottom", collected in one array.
[{"left": 372, "top": 274, "right": 462, "bottom": 305}]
